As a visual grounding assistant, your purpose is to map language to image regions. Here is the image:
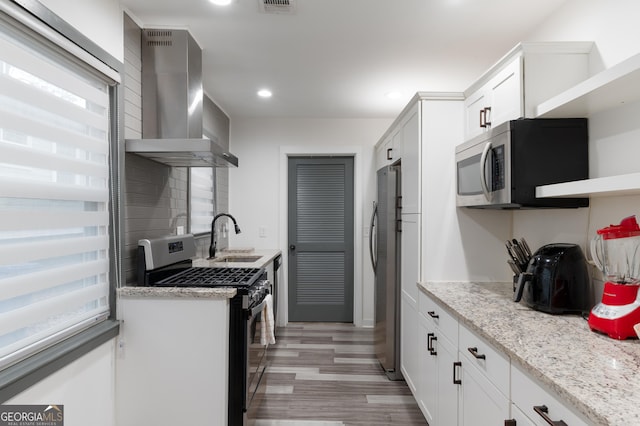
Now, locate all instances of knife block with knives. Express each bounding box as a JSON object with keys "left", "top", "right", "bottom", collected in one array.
[{"left": 506, "top": 238, "right": 532, "bottom": 292}]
